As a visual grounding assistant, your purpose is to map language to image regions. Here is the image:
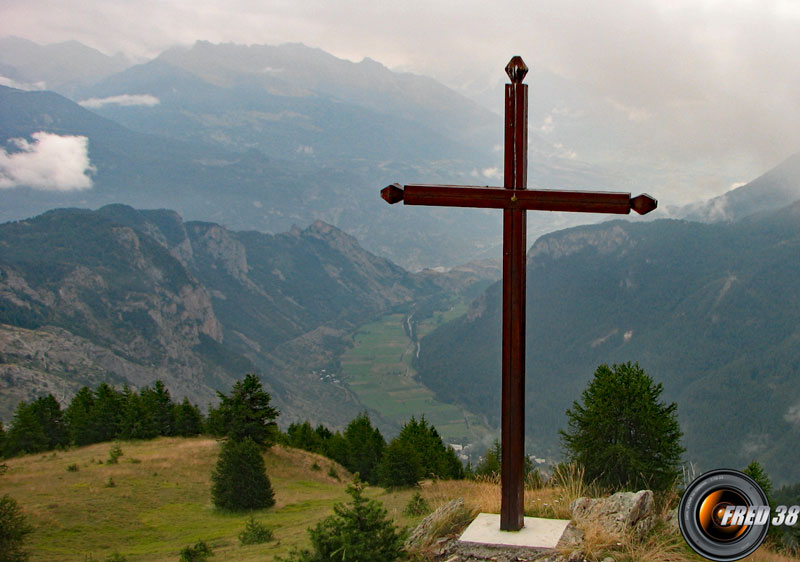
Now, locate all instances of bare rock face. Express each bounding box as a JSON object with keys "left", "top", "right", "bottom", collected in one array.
[
  {"left": 529, "top": 224, "right": 633, "bottom": 261},
  {"left": 569, "top": 490, "right": 655, "bottom": 540}
]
